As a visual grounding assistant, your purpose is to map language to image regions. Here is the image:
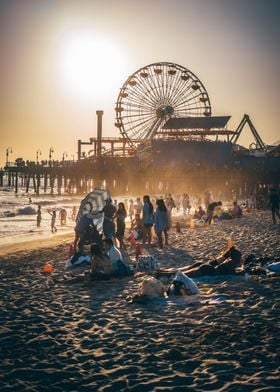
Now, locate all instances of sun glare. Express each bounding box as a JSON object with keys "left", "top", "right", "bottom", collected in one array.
[{"left": 59, "top": 32, "right": 126, "bottom": 101}]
